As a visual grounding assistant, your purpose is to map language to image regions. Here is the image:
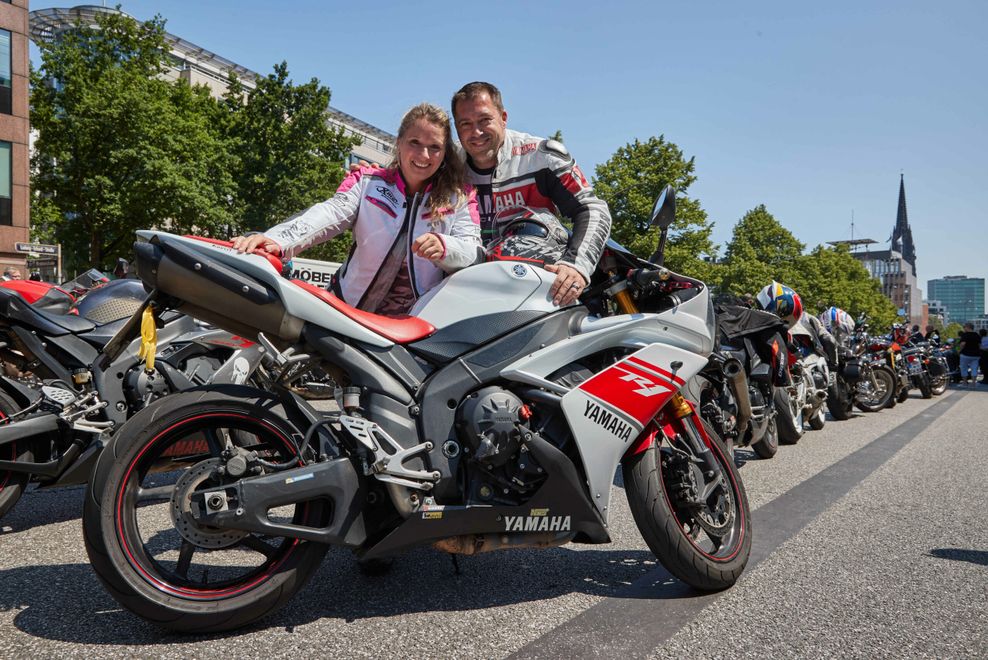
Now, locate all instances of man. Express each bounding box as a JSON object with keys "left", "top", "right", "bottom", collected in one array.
[
  {"left": 1, "top": 266, "right": 21, "bottom": 281},
  {"left": 451, "top": 82, "right": 612, "bottom": 307},
  {"left": 923, "top": 324, "right": 941, "bottom": 345}
]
